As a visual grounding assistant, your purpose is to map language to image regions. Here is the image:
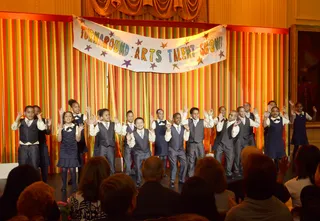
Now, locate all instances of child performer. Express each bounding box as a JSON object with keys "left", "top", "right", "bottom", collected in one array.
[
  {"left": 263, "top": 106, "right": 290, "bottom": 163},
  {"left": 127, "top": 117, "right": 156, "bottom": 187},
  {"left": 121, "top": 110, "right": 136, "bottom": 175},
  {"left": 243, "top": 102, "right": 260, "bottom": 146},
  {"left": 66, "top": 99, "right": 89, "bottom": 183},
  {"left": 33, "top": 105, "right": 52, "bottom": 183},
  {"left": 212, "top": 106, "right": 227, "bottom": 152},
  {"left": 182, "top": 107, "right": 215, "bottom": 177},
  {"left": 57, "top": 111, "right": 83, "bottom": 192},
  {"left": 165, "top": 113, "right": 190, "bottom": 188},
  {"left": 11, "top": 106, "right": 46, "bottom": 169},
  {"left": 215, "top": 111, "right": 240, "bottom": 178},
  {"left": 89, "top": 108, "right": 122, "bottom": 174},
  {"left": 233, "top": 106, "right": 260, "bottom": 177},
  {"left": 289, "top": 101, "right": 317, "bottom": 162},
  {"left": 151, "top": 109, "right": 169, "bottom": 174}
]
